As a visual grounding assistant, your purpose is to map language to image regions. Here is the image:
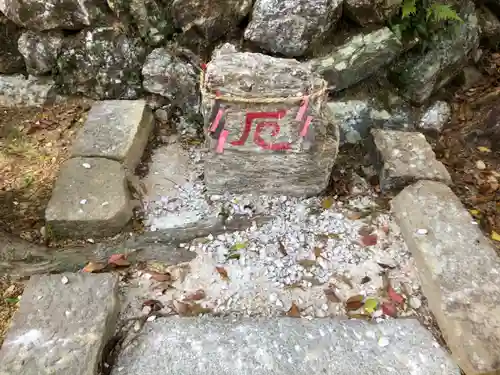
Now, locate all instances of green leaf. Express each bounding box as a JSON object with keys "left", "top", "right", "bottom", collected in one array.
[
  {"left": 364, "top": 298, "right": 378, "bottom": 314},
  {"left": 226, "top": 253, "right": 241, "bottom": 260},
  {"left": 429, "top": 3, "right": 462, "bottom": 22},
  {"left": 4, "top": 297, "right": 19, "bottom": 304},
  {"left": 401, "top": 0, "right": 417, "bottom": 18},
  {"left": 230, "top": 242, "right": 247, "bottom": 251}
]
